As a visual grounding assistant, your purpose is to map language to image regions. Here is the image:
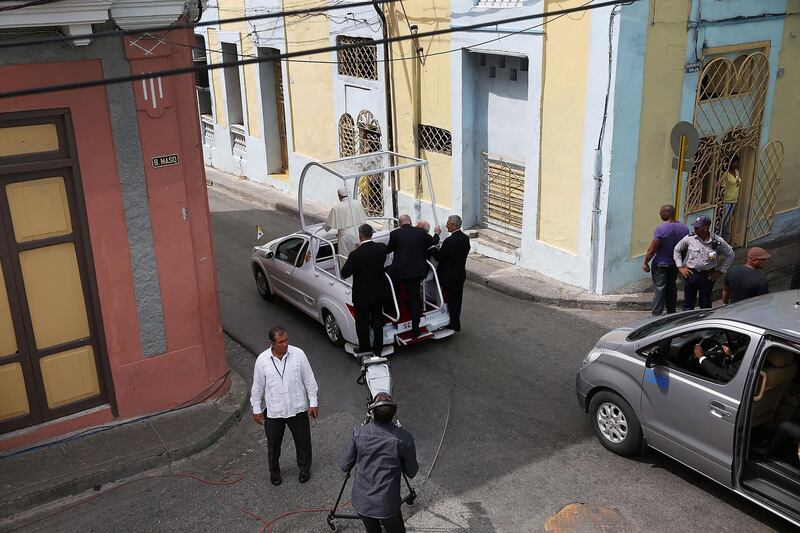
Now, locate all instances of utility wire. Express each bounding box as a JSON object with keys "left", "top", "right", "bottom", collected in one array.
[
  {"left": 179, "top": 1, "right": 588, "bottom": 67},
  {"left": 0, "top": 0, "right": 398, "bottom": 50},
  {"left": 0, "top": 0, "right": 63, "bottom": 12},
  {"left": 0, "top": 0, "right": 638, "bottom": 100}
]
